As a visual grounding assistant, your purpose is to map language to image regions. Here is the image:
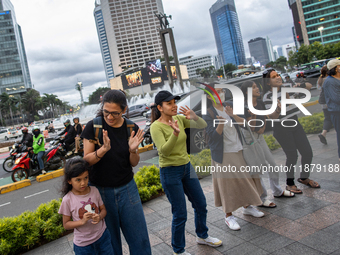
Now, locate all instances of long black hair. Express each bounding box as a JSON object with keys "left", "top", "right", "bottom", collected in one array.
[
  {"left": 151, "top": 103, "right": 162, "bottom": 124},
  {"left": 60, "top": 157, "right": 91, "bottom": 197},
  {"left": 262, "top": 69, "right": 275, "bottom": 95},
  {"left": 327, "top": 66, "right": 337, "bottom": 76},
  {"left": 96, "top": 89, "right": 128, "bottom": 117},
  {"left": 240, "top": 80, "right": 255, "bottom": 100}
]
